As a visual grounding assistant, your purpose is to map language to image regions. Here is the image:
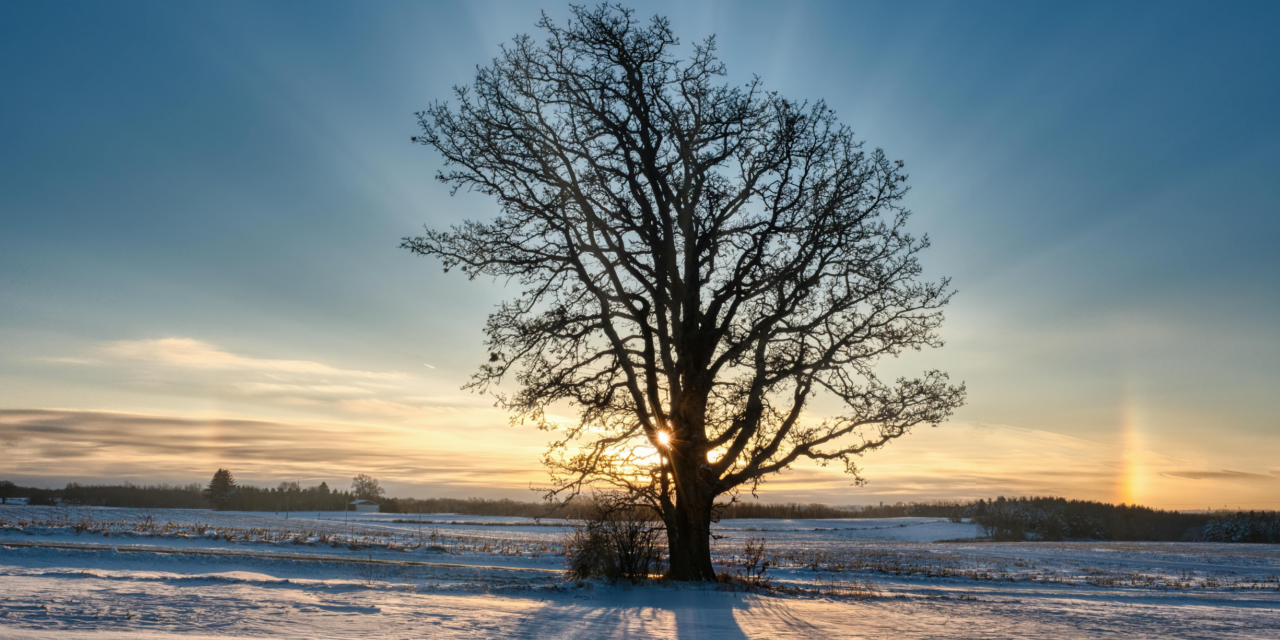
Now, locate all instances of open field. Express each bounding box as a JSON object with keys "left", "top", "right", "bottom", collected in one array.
[{"left": 2, "top": 505, "right": 1278, "bottom": 638}]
